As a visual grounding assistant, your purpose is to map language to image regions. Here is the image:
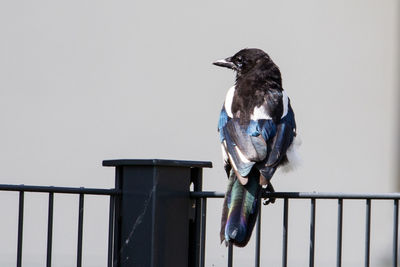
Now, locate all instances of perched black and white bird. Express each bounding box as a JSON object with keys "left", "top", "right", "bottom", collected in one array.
[{"left": 214, "top": 48, "right": 299, "bottom": 247}]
